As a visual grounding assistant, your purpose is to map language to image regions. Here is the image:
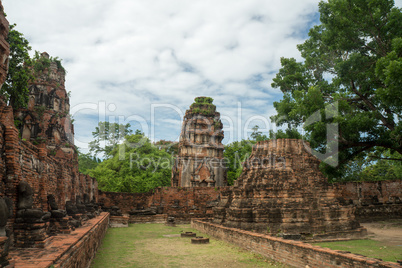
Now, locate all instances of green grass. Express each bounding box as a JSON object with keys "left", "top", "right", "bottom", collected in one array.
[
  {"left": 91, "top": 224, "right": 286, "bottom": 268},
  {"left": 314, "top": 240, "right": 402, "bottom": 262}
]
